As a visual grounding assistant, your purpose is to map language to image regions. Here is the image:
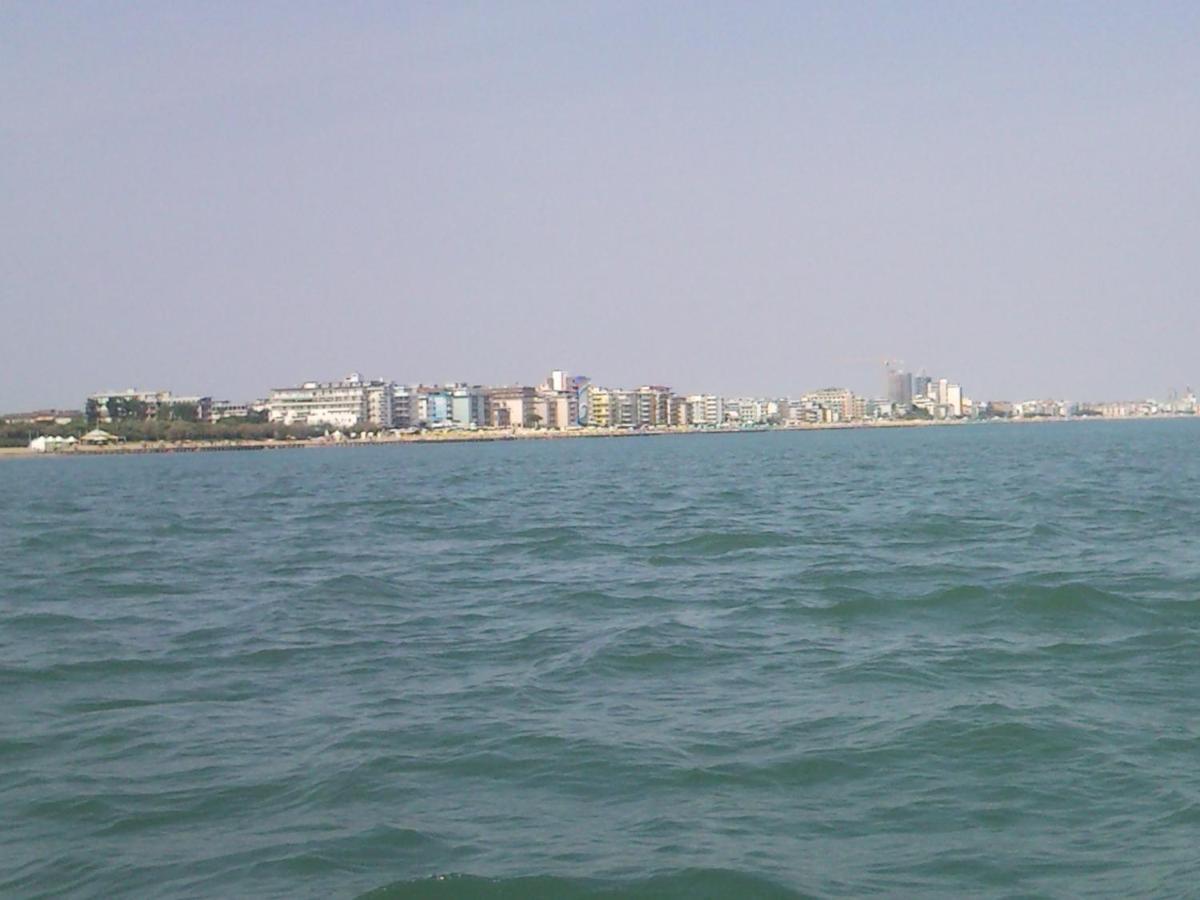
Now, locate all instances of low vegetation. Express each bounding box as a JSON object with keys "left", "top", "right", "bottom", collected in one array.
[{"left": 0, "top": 418, "right": 321, "bottom": 447}]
